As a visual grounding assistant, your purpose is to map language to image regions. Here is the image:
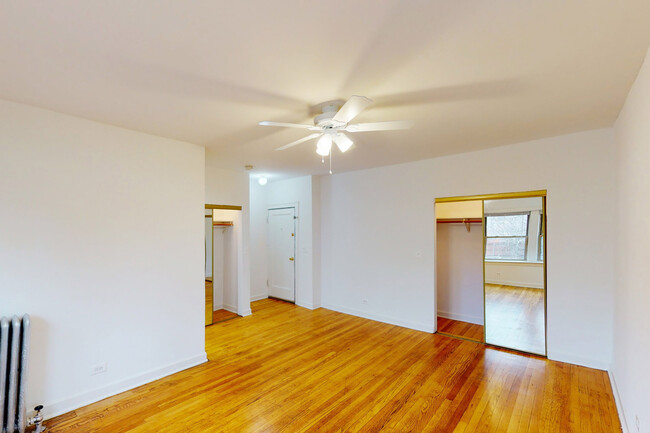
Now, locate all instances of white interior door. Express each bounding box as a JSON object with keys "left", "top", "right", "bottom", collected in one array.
[{"left": 268, "top": 207, "right": 295, "bottom": 302}]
